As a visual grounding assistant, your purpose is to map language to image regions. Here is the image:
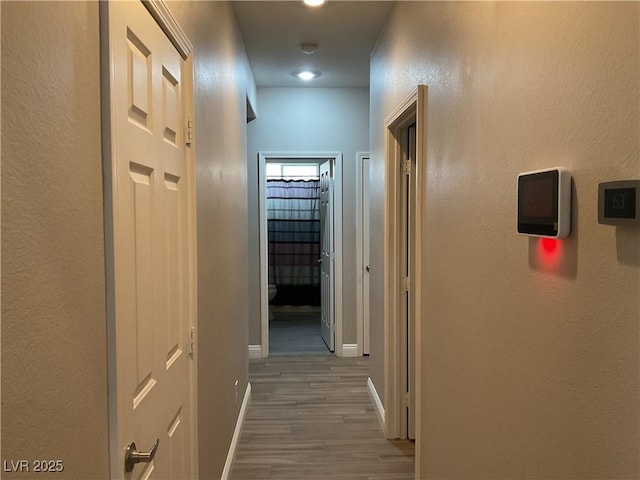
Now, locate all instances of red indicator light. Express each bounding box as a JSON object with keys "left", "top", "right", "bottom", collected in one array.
[
  {"left": 536, "top": 237, "right": 562, "bottom": 270},
  {"left": 541, "top": 238, "right": 558, "bottom": 254}
]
